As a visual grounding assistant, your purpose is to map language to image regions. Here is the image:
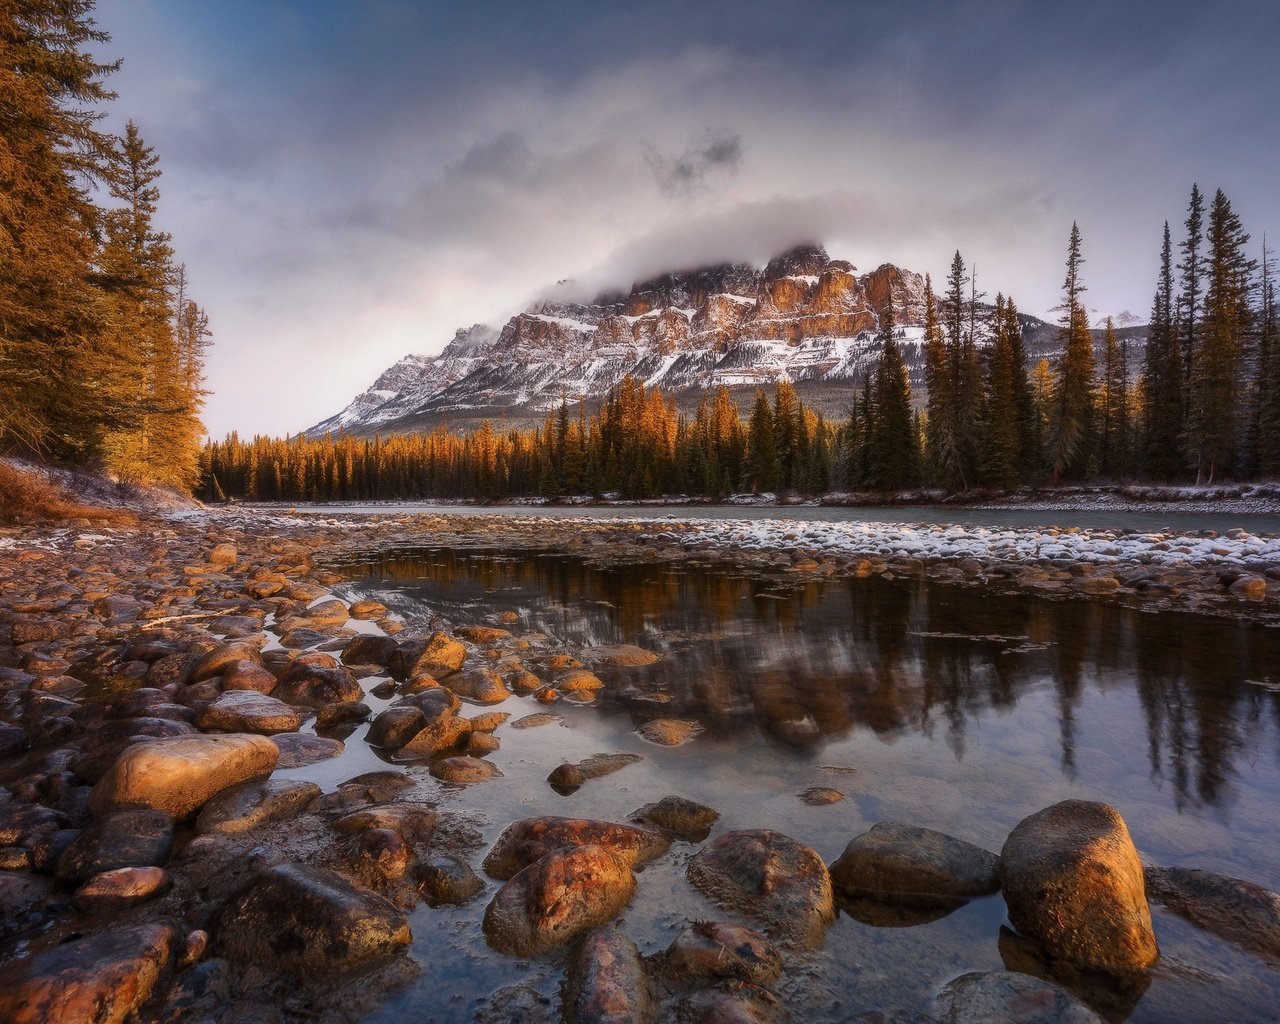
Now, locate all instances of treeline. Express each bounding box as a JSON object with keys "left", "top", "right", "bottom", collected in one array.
[
  {"left": 0, "top": 1, "right": 211, "bottom": 488},
  {"left": 204, "top": 183, "right": 1274, "bottom": 502}
]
